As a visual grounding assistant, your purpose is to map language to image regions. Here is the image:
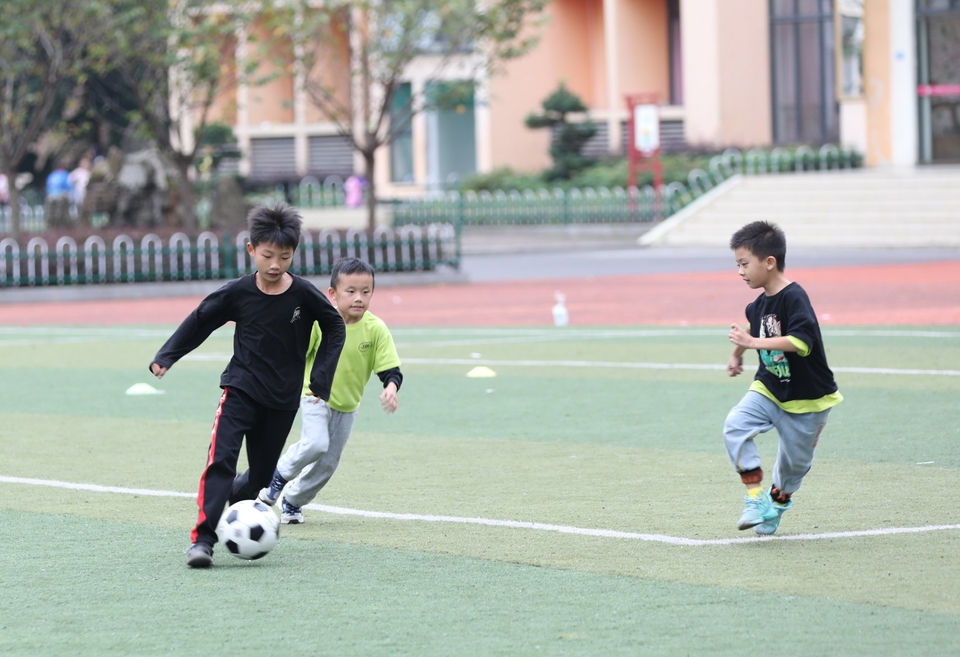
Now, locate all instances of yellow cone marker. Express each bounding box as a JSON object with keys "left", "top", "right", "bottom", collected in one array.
[{"left": 466, "top": 366, "right": 497, "bottom": 378}]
